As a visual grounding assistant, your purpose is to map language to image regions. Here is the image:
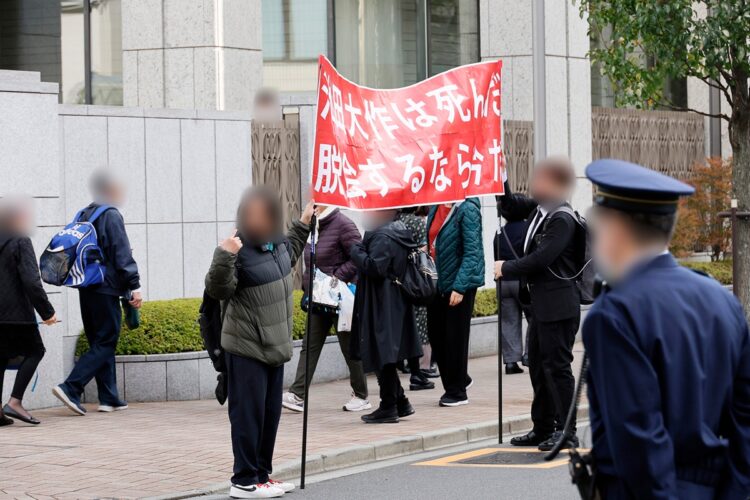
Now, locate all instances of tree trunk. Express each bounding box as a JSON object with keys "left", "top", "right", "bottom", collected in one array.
[{"left": 731, "top": 116, "right": 750, "bottom": 321}]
